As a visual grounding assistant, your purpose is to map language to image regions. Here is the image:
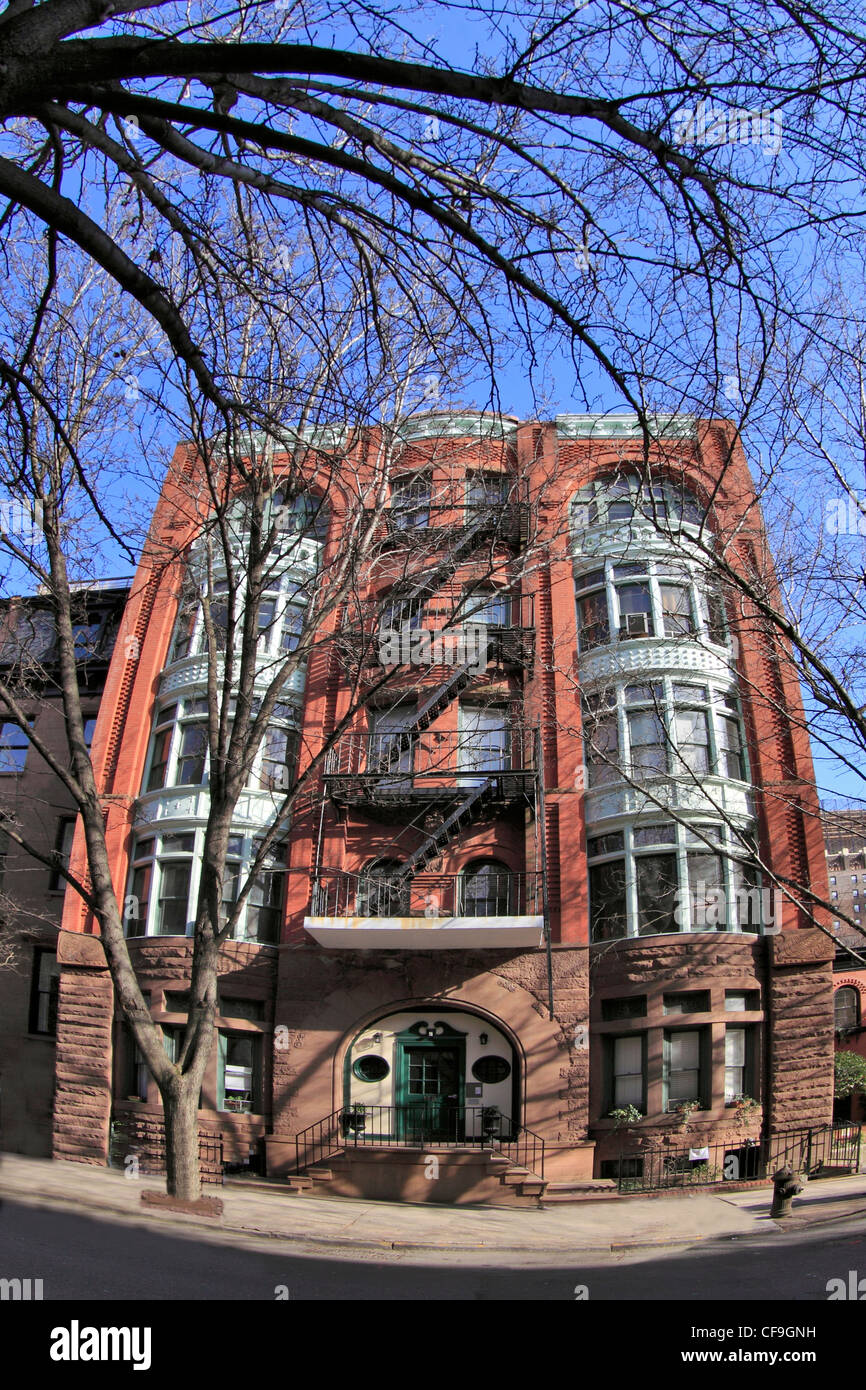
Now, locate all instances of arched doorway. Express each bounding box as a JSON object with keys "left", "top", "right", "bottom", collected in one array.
[{"left": 344, "top": 1005, "right": 519, "bottom": 1143}]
